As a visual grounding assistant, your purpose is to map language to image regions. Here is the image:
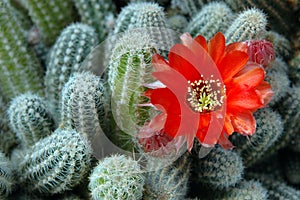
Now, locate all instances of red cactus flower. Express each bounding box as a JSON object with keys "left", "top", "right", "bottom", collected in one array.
[{"left": 138, "top": 32, "right": 273, "bottom": 153}]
